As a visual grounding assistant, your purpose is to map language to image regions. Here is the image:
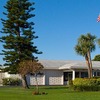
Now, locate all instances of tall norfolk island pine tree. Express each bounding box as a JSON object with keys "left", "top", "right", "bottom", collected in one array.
[{"left": 0, "top": 0, "right": 42, "bottom": 87}]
